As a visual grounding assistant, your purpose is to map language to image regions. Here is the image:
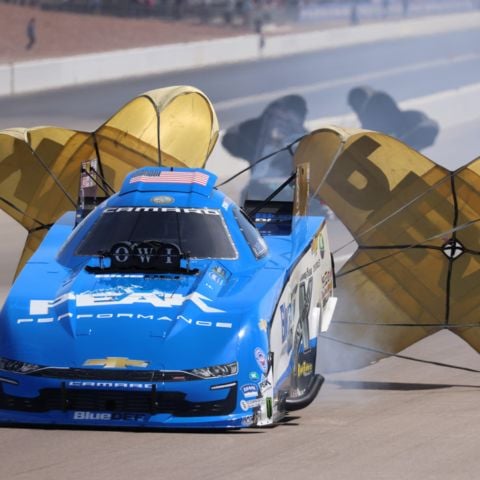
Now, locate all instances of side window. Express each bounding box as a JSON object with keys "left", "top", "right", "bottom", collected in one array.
[{"left": 233, "top": 207, "right": 268, "bottom": 259}]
